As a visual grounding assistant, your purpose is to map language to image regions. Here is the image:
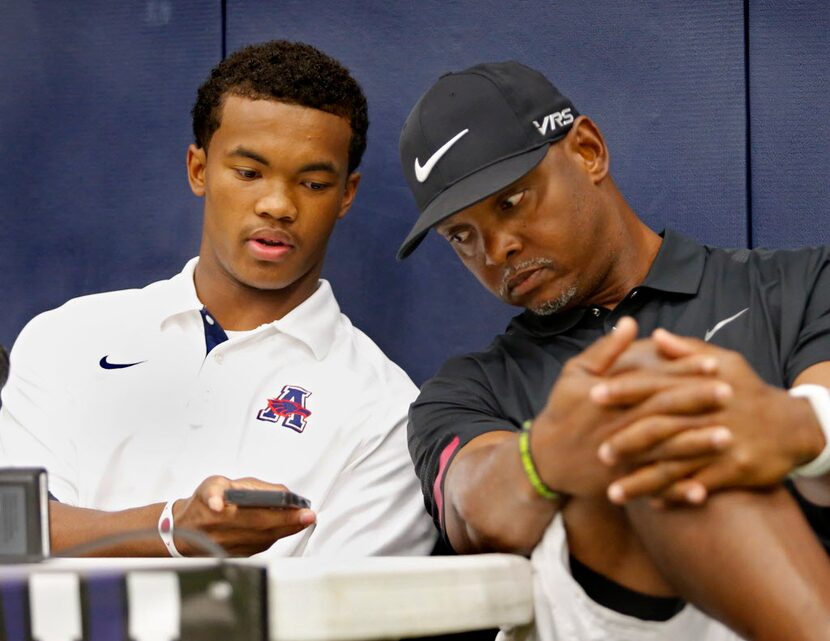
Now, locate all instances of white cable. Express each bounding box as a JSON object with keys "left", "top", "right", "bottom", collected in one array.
[
  {"left": 789, "top": 384, "right": 830, "bottom": 478},
  {"left": 157, "top": 499, "right": 183, "bottom": 557}
]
